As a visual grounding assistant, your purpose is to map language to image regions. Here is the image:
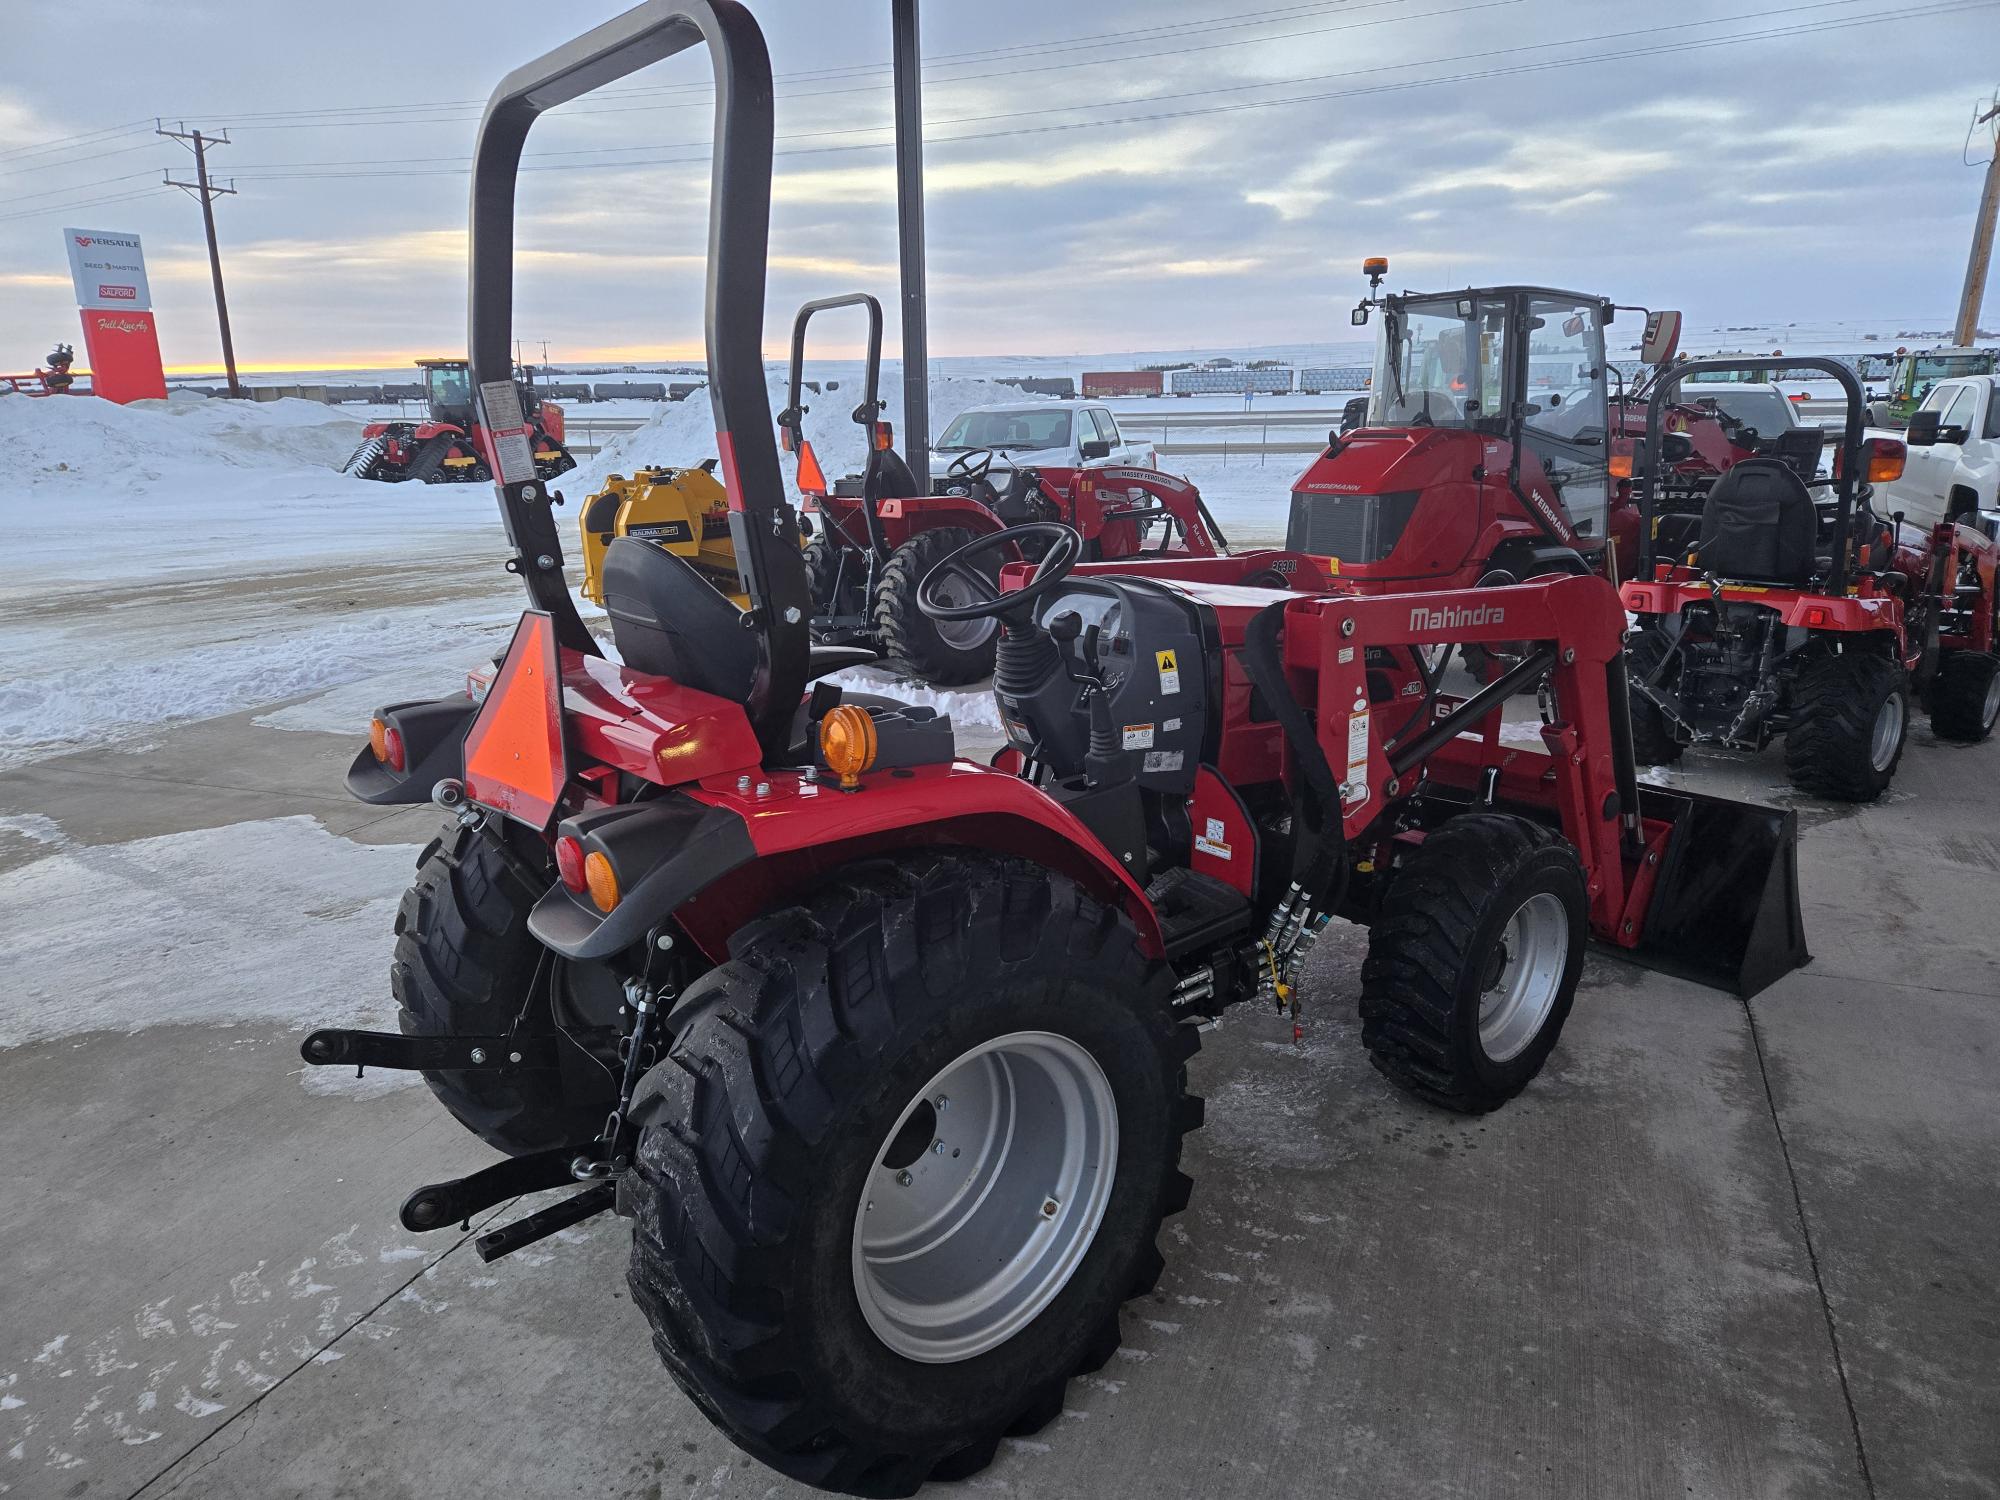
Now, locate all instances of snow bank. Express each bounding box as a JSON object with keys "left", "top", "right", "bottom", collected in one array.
[
  {"left": 2, "top": 393, "right": 364, "bottom": 485},
  {"left": 0, "top": 815, "right": 415, "bottom": 1047},
  {"left": 564, "top": 370, "right": 1041, "bottom": 502}
]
